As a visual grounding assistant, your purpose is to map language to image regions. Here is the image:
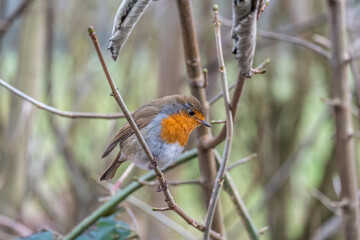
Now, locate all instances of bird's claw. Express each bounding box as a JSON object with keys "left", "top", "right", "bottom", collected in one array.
[{"left": 155, "top": 179, "right": 169, "bottom": 192}]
